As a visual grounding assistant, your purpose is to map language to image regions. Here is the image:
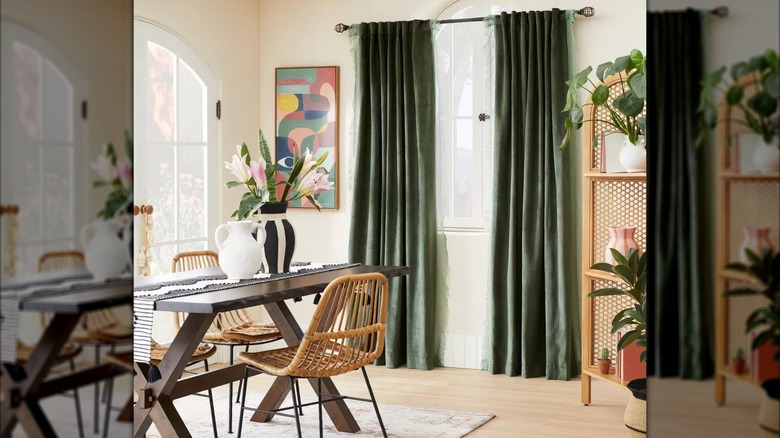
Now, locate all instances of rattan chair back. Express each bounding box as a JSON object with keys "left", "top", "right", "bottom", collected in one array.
[
  {"left": 171, "top": 250, "right": 222, "bottom": 331},
  {"left": 286, "top": 273, "right": 388, "bottom": 377},
  {"left": 37, "top": 250, "right": 84, "bottom": 272}
]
